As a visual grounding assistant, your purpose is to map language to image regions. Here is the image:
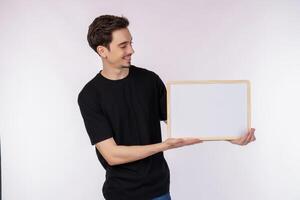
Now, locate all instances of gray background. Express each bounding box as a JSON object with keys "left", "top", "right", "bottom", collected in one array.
[{"left": 1, "top": 0, "right": 299, "bottom": 199}]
